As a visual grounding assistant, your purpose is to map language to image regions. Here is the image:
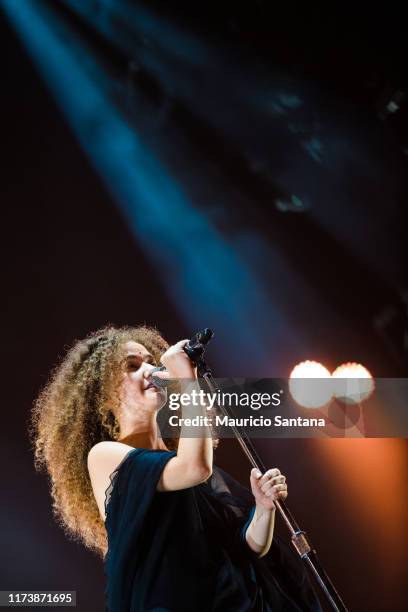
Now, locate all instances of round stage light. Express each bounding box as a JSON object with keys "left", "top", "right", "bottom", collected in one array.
[
  {"left": 289, "top": 361, "right": 333, "bottom": 408},
  {"left": 332, "top": 363, "right": 374, "bottom": 404}
]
